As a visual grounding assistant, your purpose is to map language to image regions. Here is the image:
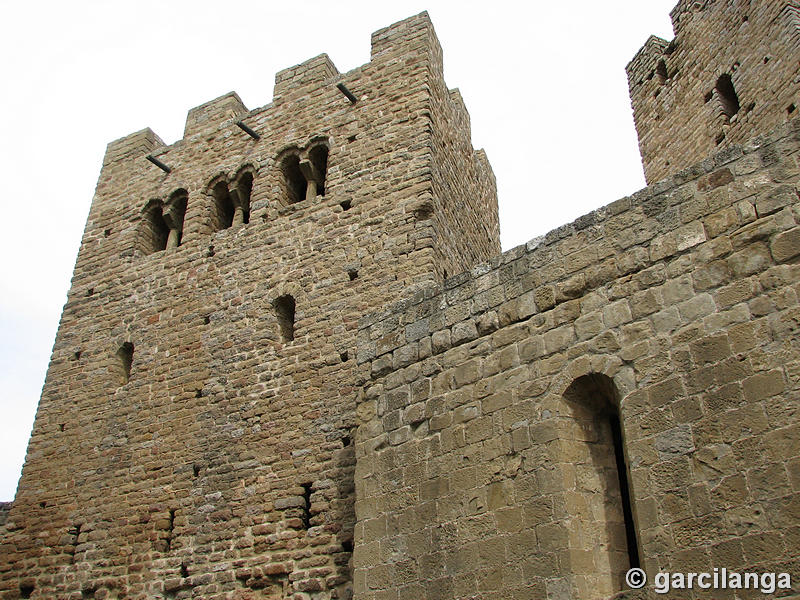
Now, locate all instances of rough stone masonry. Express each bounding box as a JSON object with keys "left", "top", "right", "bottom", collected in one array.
[{"left": 2, "top": 1, "right": 799, "bottom": 599}]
